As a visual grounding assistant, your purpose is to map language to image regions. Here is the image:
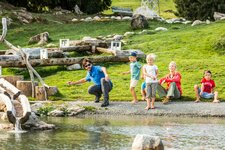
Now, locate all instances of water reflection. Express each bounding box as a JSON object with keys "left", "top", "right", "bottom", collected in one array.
[{"left": 0, "top": 116, "right": 225, "bottom": 150}]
